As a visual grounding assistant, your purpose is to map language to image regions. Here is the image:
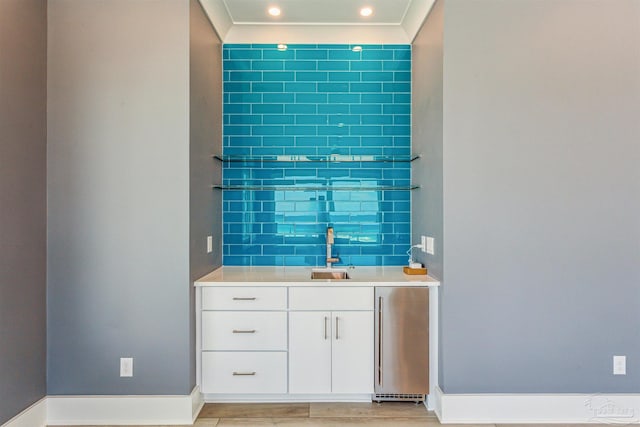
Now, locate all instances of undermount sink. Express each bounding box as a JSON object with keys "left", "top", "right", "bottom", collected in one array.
[{"left": 310, "top": 269, "right": 351, "bottom": 280}]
